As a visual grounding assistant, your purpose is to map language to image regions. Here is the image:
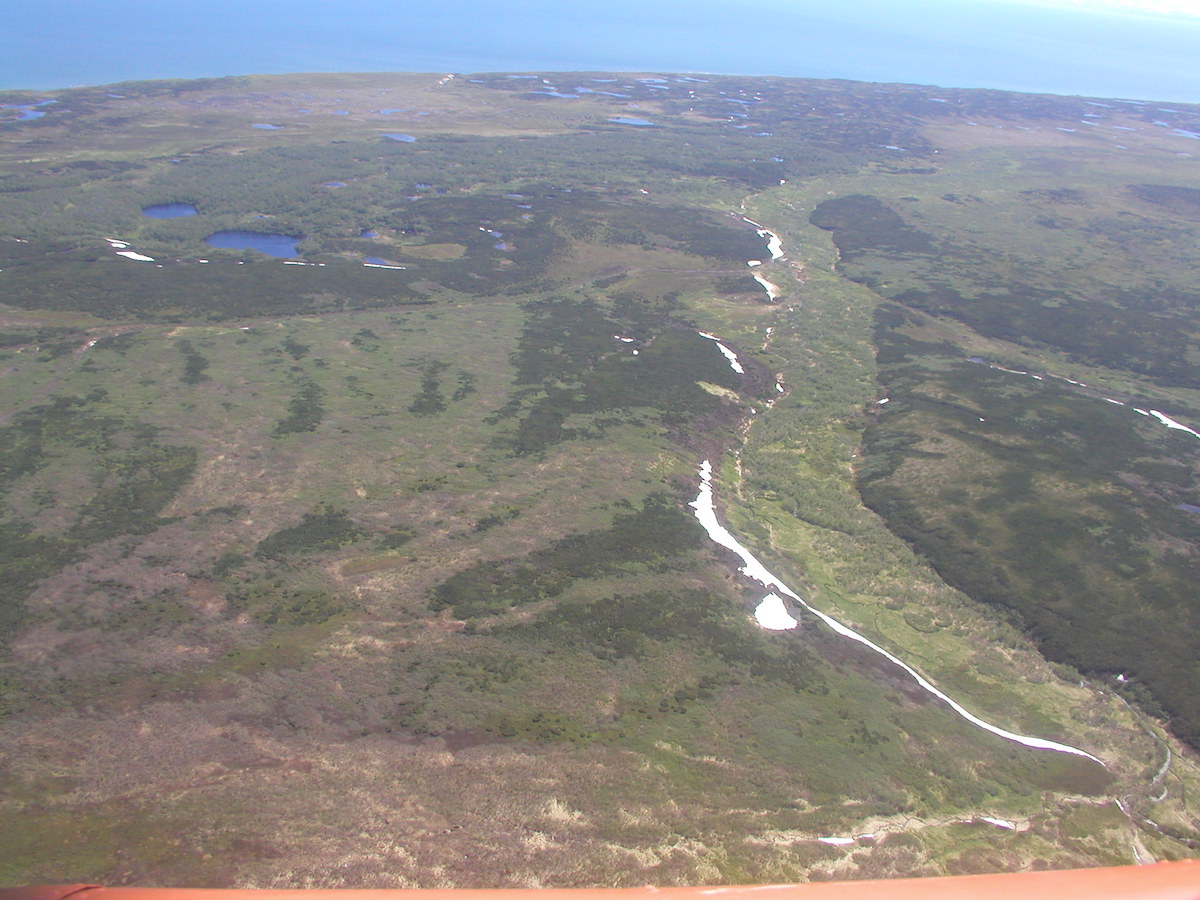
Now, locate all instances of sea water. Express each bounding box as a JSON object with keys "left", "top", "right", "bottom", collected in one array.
[{"left": 3, "top": 0, "right": 1199, "bottom": 103}]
